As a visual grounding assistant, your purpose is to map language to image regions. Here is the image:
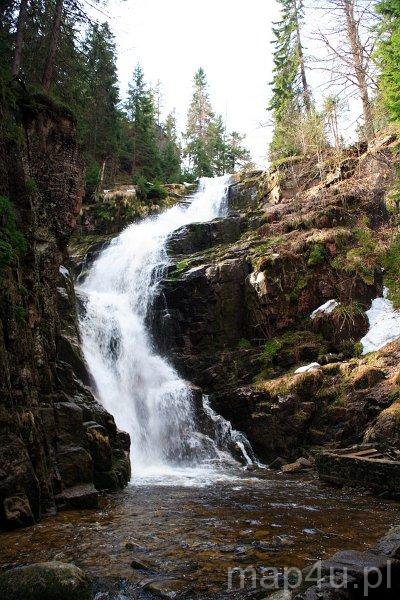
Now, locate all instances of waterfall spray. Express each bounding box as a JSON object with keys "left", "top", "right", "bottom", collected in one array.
[{"left": 78, "top": 175, "right": 255, "bottom": 481}]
